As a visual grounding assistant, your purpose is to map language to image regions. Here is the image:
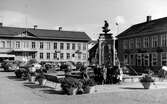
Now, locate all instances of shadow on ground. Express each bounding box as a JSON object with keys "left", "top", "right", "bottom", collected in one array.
[
  {"left": 7, "top": 76, "right": 25, "bottom": 81},
  {"left": 0, "top": 70, "right": 14, "bottom": 72},
  {"left": 40, "top": 89, "right": 65, "bottom": 95},
  {"left": 24, "top": 84, "right": 52, "bottom": 89},
  {"left": 120, "top": 87, "right": 145, "bottom": 90},
  {"left": 23, "top": 82, "right": 36, "bottom": 84}
]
